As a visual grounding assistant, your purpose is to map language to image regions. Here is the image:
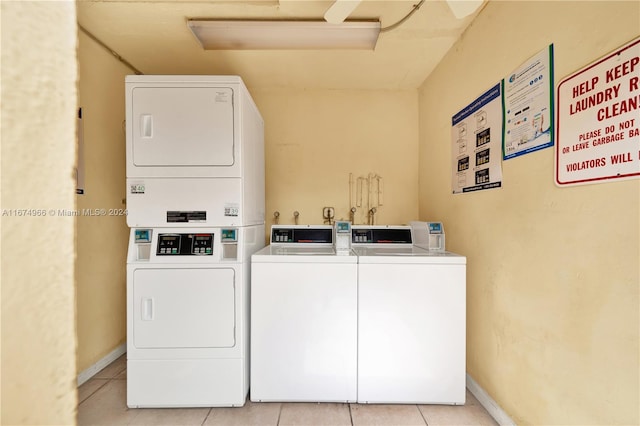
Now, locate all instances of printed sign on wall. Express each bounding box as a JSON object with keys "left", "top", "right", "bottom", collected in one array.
[
  {"left": 452, "top": 83, "right": 503, "bottom": 193},
  {"left": 503, "top": 44, "right": 554, "bottom": 160},
  {"left": 555, "top": 37, "right": 640, "bottom": 186}
]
